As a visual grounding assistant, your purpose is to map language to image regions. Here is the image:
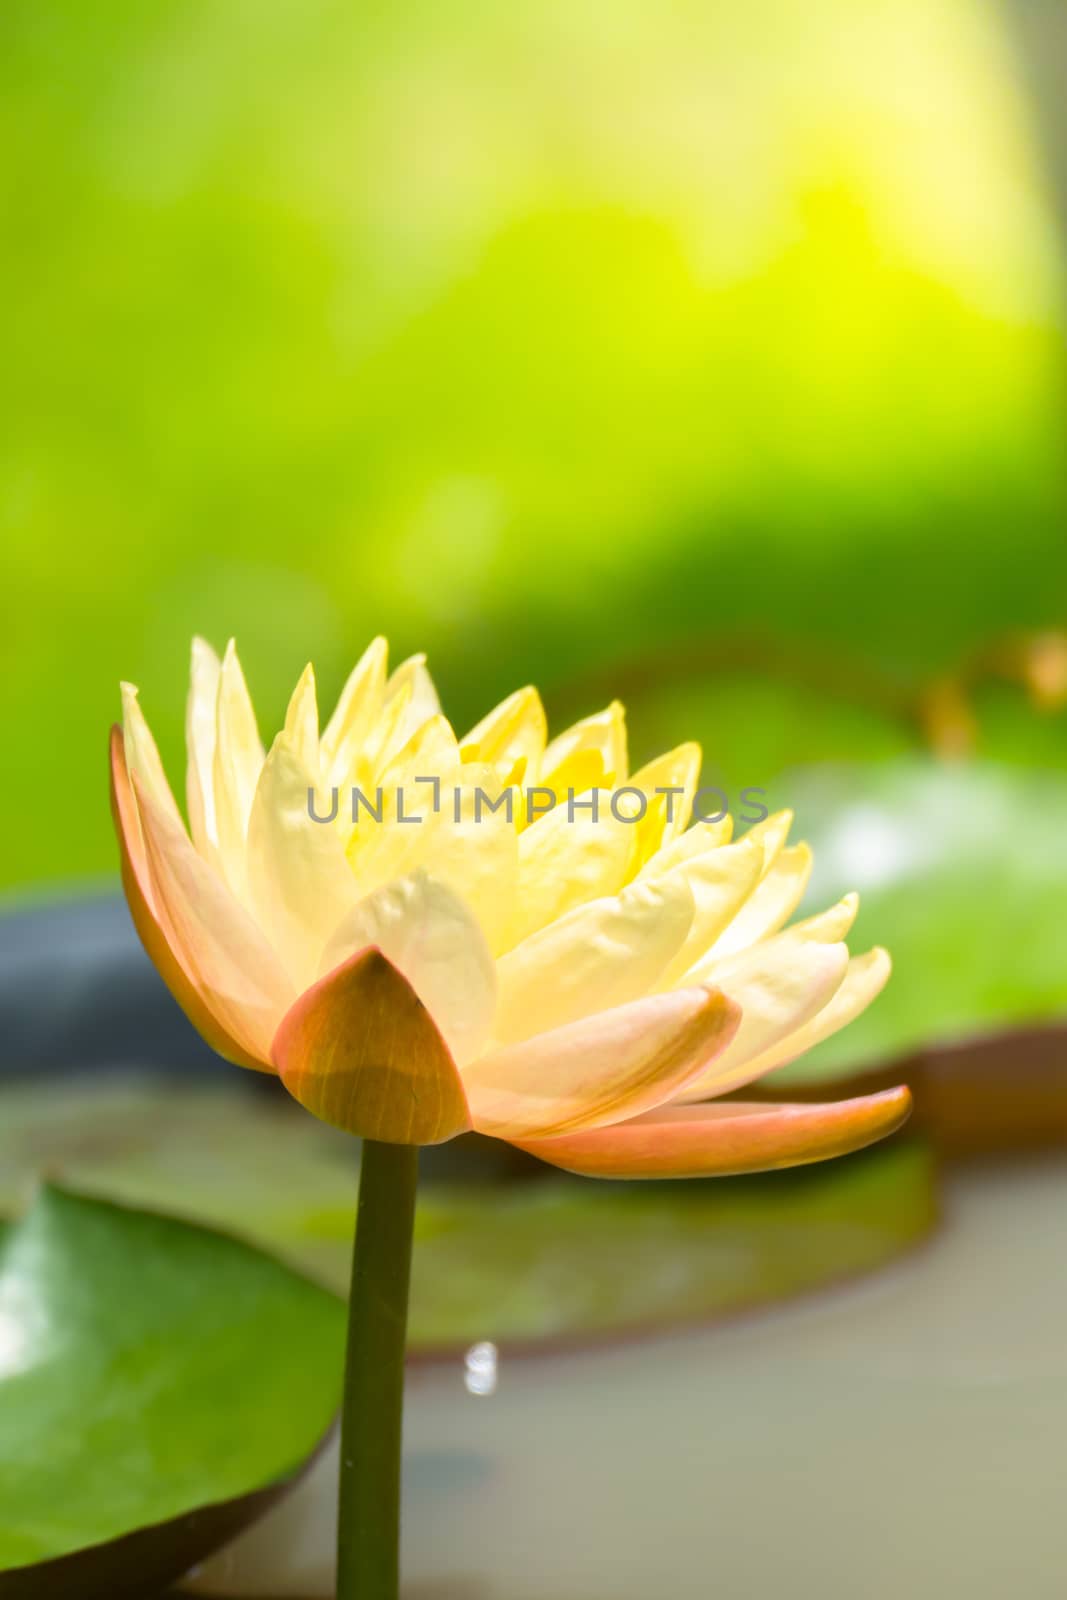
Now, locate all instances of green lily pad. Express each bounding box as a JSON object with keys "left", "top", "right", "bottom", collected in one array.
[
  {"left": 409, "top": 1137, "right": 933, "bottom": 1348},
  {"left": 771, "top": 758, "right": 1067, "bottom": 1084},
  {"left": 0, "top": 1182, "right": 344, "bottom": 1594},
  {"left": 0, "top": 1077, "right": 934, "bottom": 1352}
]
